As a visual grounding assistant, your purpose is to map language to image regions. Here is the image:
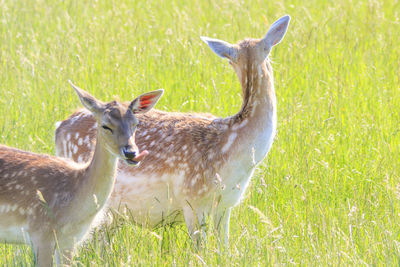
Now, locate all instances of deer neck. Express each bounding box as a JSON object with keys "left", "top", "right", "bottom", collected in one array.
[
  {"left": 236, "top": 60, "right": 275, "bottom": 121},
  {"left": 71, "top": 134, "right": 118, "bottom": 220},
  {"left": 228, "top": 59, "right": 276, "bottom": 162}
]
